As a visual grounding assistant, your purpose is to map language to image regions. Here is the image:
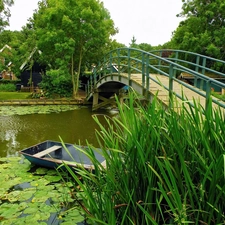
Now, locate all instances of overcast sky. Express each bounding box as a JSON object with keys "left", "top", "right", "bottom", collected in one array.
[{"left": 8, "top": 0, "right": 184, "bottom": 46}]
